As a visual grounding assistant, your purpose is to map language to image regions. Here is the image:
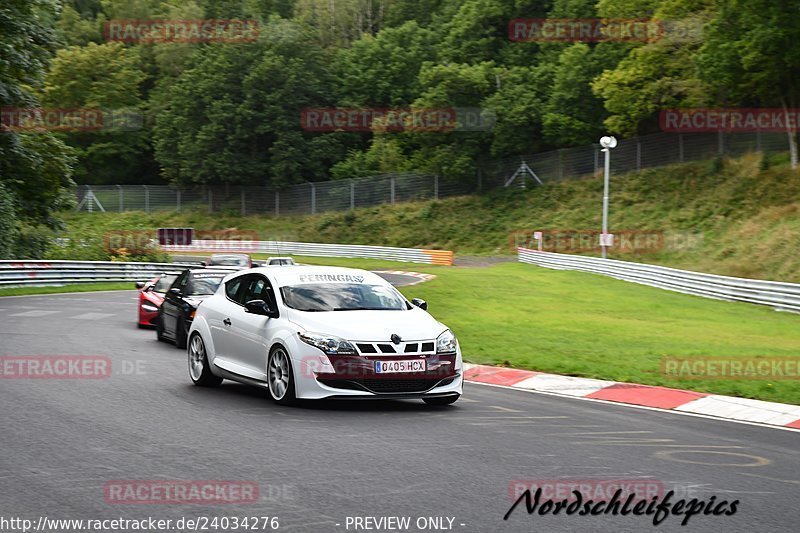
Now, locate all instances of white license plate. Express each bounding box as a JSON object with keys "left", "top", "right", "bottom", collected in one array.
[{"left": 374, "top": 359, "right": 426, "bottom": 374}]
